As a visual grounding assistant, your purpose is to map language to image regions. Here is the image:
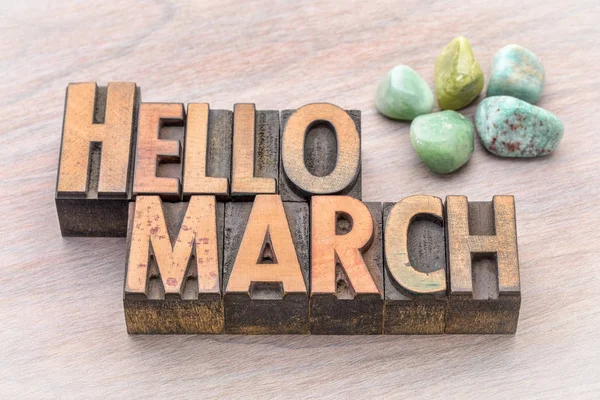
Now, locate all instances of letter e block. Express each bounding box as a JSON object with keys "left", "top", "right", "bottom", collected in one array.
[{"left": 133, "top": 103, "right": 185, "bottom": 200}]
